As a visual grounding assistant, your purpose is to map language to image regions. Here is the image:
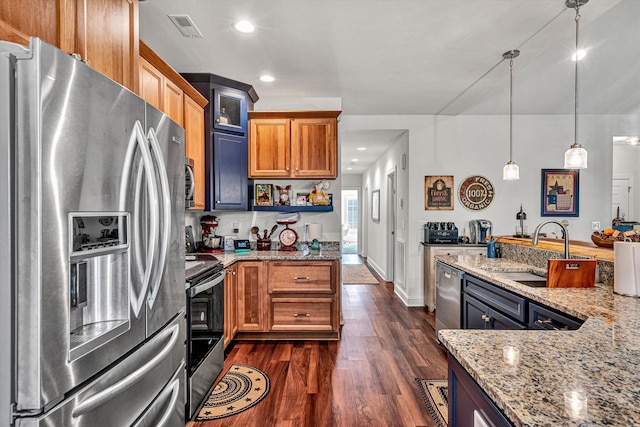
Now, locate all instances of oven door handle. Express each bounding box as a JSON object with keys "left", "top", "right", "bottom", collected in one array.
[{"left": 189, "top": 272, "right": 224, "bottom": 297}]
